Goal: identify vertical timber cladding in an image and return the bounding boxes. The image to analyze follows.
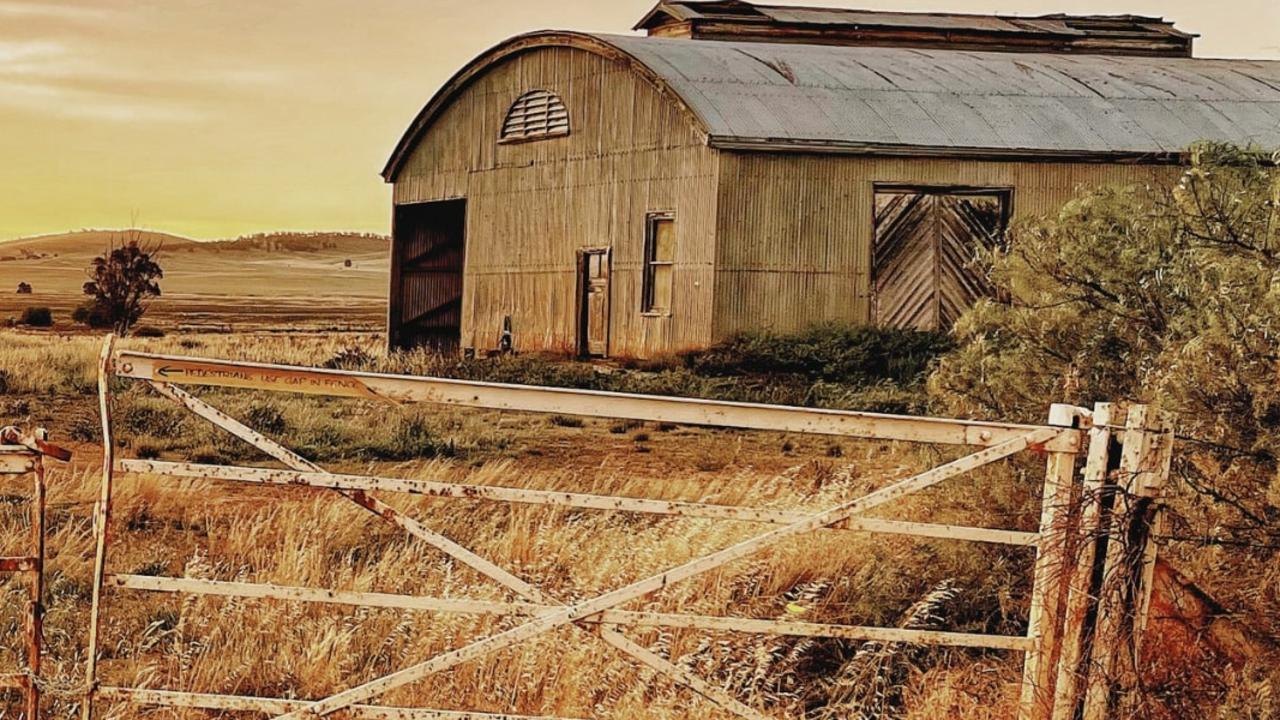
[871,187,1010,331]
[711,153,1176,340]
[390,200,466,351]
[391,43,719,358]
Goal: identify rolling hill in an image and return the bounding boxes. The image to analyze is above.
[0,229,389,298]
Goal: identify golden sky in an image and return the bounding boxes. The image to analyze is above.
[2,0,1277,241]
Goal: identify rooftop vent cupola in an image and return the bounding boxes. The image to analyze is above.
[634,0,1196,57]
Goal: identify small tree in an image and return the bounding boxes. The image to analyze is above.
[82,239,163,335]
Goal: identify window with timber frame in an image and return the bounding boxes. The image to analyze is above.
[642,213,675,314]
[500,90,569,143]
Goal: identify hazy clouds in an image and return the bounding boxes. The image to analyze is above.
[1,0,1276,240]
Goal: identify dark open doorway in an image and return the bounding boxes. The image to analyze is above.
[389,199,466,352]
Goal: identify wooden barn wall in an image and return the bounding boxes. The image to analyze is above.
[393,46,718,358]
[712,153,1177,339]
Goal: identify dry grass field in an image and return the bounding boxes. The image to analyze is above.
[0,328,1040,720]
[0,230,388,333]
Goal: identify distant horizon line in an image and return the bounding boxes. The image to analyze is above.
[0,226,392,245]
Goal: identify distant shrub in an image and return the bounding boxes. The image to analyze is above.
[16,281,31,294]
[132,325,165,338]
[384,323,948,414]
[549,415,584,428]
[67,411,102,442]
[609,420,643,434]
[3,396,29,416]
[188,445,229,465]
[324,345,375,370]
[19,306,53,327]
[72,302,113,329]
[244,402,288,435]
[120,402,187,439]
[368,413,454,460]
[132,439,164,460]
[685,323,953,387]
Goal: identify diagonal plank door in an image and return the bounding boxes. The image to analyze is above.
[873,189,1008,331]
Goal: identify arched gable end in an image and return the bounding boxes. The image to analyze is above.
[381,31,712,183]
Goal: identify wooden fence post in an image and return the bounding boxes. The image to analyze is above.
[1019,404,1085,720]
[26,455,45,720]
[81,335,117,720]
[1051,403,1116,720]
[1047,404,1172,720]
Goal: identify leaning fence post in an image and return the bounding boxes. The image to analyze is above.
[1132,412,1173,658]
[81,334,117,720]
[27,454,46,720]
[1079,405,1171,720]
[1051,403,1116,720]
[1018,403,1084,720]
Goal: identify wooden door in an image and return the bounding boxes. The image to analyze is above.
[872,189,1008,330]
[579,249,611,357]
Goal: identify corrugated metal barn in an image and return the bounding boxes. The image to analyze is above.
[383,0,1280,357]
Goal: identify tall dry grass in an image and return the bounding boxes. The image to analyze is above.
[53,452,1031,719]
[0,330,1036,718]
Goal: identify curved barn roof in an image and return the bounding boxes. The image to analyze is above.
[383,31,1280,180]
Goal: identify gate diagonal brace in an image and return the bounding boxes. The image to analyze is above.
[267,430,1055,720]
[143,381,771,719]
[147,380,549,602]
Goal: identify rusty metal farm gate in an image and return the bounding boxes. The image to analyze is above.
[1,427,70,718]
[67,337,1171,720]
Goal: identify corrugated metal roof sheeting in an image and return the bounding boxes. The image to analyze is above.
[597,34,1280,154]
[763,8,1033,33]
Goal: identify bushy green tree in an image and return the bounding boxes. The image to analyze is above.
[930,142,1280,546]
[931,146,1280,716]
[82,239,163,335]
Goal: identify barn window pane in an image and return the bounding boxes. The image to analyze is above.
[643,213,675,314]
[500,90,570,143]
[651,266,673,313]
[652,217,676,262]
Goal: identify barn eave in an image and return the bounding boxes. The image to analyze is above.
[706,136,1189,164]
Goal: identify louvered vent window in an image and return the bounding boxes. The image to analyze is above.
[500,90,570,143]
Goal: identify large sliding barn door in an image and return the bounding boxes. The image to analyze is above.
[872,188,1009,331]
[391,199,466,351]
